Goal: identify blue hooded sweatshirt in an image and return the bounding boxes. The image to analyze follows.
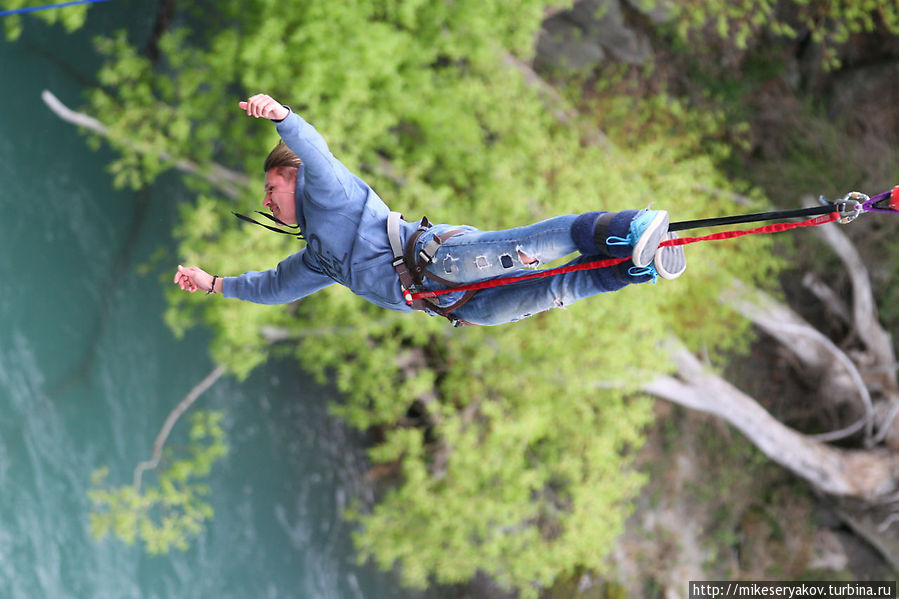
[223,110,419,312]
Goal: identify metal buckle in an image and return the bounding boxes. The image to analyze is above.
[836,191,867,224]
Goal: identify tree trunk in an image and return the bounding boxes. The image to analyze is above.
[645,343,899,500]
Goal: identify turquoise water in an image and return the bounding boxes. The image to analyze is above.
[0,4,432,598]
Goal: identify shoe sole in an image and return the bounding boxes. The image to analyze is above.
[655,232,686,280]
[631,211,669,268]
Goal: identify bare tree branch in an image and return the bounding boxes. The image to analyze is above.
[811,417,868,443]
[808,204,899,446]
[645,341,899,500]
[774,322,874,442]
[877,511,899,533]
[801,271,852,329]
[835,506,899,570]
[133,365,226,491]
[42,89,250,198]
[873,399,899,446]
[812,209,898,390]
[723,280,875,442]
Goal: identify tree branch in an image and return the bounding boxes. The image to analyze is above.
[644,341,899,500]
[873,399,899,446]
[41,89,250,198]
[722,279,876,442]
[775,322,874,442]
[812,210,897,390]
[808,204,899,446]
[835,506,899,570]
[133,365,226,491]
[801,271,852,329]
[877,511,899,533]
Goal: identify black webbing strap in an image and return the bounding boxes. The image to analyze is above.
[592,211,616,247]
[669,204,837,232]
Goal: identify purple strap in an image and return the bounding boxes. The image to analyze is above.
[861,189,896,214]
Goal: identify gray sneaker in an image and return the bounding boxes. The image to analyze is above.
[654,232,686,280]
[605,209,670,268]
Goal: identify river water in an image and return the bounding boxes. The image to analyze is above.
[0,3,433,598]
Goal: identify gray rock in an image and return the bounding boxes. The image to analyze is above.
[624,0,675,25]
[591,0,653,64]
[536,15,607,70]
[535,0,652,71]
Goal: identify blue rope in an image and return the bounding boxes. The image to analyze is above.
[0,0,110,18]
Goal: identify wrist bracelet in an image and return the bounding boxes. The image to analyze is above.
[207,275,218,295]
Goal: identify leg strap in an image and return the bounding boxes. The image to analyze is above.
[387,212,473,325]
[388,211,428,309]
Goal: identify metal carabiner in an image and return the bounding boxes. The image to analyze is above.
[835,191,868,224]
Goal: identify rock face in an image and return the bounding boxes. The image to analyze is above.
[536,0,652,70]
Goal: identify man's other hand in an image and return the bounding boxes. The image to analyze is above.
[174,265,213,293]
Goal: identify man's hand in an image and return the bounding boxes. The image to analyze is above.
[239,94,289,121]
[174,265,214,293]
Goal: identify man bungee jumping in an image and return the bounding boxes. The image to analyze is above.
[174,93,687,326]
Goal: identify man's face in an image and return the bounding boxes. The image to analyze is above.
[263,167,298,225]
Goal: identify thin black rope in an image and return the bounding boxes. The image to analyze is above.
[232,211,304,239]
[669,204,838,232]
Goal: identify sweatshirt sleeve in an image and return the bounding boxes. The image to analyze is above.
[222,249,334,305]
[274,110,354,209]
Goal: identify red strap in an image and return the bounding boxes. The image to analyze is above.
[659,211,840,246]
[412,255,630,300]
[408,212,840,302]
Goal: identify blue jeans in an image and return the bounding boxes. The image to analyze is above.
[415,215,651,326]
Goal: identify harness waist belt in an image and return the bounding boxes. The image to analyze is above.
[386,211,474,326]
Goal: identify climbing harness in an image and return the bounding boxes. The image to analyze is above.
[387,211,475,326]
[405,187,899,311]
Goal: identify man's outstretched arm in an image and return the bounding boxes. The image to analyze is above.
[239,93,355,209]
[174,250,335,305]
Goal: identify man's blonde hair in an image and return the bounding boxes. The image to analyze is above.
[264,140,302,172]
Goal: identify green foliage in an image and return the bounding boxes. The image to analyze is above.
[88,410,227,555]
[638,0,899,67]
[2,0,90,41]
[79,0,784,595]
[348,359,653,594]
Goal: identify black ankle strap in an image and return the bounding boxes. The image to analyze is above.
[592,212,617,256]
